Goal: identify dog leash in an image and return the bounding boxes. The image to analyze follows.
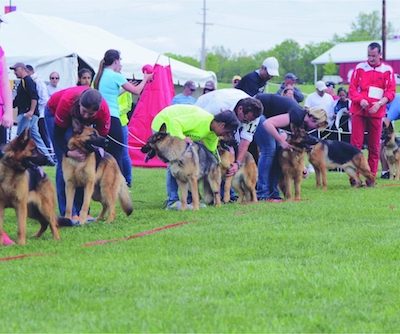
[106,135,142,150]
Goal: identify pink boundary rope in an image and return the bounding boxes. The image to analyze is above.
[83,221,191,247]
[0,221,191,262]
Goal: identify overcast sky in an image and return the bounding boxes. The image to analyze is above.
[2,0,399,59]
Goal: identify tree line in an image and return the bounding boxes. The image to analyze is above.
[166,11,397,84]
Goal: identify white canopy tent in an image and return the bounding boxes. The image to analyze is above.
[1,11,216,88]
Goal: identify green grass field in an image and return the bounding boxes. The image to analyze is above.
[1,166,400,332]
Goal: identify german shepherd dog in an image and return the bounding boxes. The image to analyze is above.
[308,140,375,190]
[141,129,221,210]
[381,122,400,180]
[63,120,133,224]
[0,129,60,245]
[278,125,318,201]
[219,144,257,204]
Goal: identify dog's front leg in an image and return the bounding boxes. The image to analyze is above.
[223,175,232,204]
[189,177,200,210]
[176,179,189,210]
[64,181,76,219]
[294,172,302,201]
[283,175,292,200]
[16,200,28,245]
[79,181,95,224]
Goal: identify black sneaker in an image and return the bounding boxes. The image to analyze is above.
[380,171,390,179]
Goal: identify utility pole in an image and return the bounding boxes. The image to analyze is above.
[198,0,212,69]
[382,0,386,60]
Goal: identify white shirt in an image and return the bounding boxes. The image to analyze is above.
[31,73,50,117]
[195,88,260,143]
[304,91,335,127]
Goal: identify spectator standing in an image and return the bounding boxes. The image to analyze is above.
[232,75,241,88]
[276,72,304,103]
[325,81,338,100]
[11,62,55,166]
[202,80,216,95]
[93,49,152,172]
[281,87,295,100]
[118,85,134,188]
[236,57,279,96]
[305,81,335,128]
[349,42,396,183]
[171,80,197,105]
[77,68,93,86]
[47,71,61,96]
[26,64,53,158]
[0,38,16,246]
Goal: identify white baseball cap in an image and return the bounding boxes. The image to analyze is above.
[262,57,279,76]
[316,80,327,91]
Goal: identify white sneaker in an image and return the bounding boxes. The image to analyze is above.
[165,201,193,210]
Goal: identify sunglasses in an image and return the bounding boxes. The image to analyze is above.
[50,77,59,80]
[190,88,196,92]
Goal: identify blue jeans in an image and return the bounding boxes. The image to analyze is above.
[253,116,281,199]
[17,114,53,160]
[121,125,132,185]
[45,107,83,216]
[166,167,180,206]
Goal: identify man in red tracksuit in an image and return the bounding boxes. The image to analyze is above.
[349,42,396,185]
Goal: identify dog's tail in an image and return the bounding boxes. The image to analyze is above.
[119,182,133,216]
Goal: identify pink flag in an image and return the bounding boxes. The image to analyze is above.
[128,64,175,167]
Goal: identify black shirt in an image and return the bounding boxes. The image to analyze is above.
[255,93,306,131]
[13,76,39,116]
[235,71,267,96]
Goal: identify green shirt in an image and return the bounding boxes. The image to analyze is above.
[151,104,218,152]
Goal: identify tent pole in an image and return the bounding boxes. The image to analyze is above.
[314,64,317,84]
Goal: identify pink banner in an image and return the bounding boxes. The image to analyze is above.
[128,64,175,167]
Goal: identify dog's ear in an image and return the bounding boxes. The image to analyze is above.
[159,123,167,133]
[72,118,84,134]
[13,128,31,149]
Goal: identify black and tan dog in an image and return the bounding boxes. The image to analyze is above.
[381,122,400,180]
[63,120,133,224]
[0,129,60,245]
[278,125,318,201]
[309,139,375,189]
[141,129,221,210]
[219,144,257,204]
